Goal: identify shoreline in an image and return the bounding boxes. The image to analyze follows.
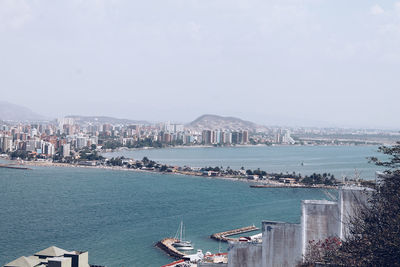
[11,160,340,189]
[105,143,380,154]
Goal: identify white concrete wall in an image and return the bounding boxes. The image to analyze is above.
[301,200,340,257]
[228,242,262,267]
[339,187,371,240]
[262,221,302,267]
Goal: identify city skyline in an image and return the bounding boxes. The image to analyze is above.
[1,0,400,129]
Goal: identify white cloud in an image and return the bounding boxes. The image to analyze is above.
[395,2,400,14]
[0,0,32,30]
[370,4,384,15]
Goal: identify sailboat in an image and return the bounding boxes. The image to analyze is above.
[173,221,194,250]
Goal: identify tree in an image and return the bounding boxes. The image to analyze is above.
[302,142,400,266]
[142,157,149,164]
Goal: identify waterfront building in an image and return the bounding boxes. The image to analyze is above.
[76,137,88,149]
[61,144,71,158]
[224,132,232,144]
[41,142,55,156]
[3,246,100,267]
[163,132,171,143]
[242,130,249,144]
[282,130,295,144]
[0,135,13,152]
[202,130,212,145]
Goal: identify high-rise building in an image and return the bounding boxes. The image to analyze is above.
[242,130,249,144]
[202,130,212,145]
[1,135,13,152]
[41,142,55,156]
[76,137,88,149]
[61,144,70,158]
[232,132,239,144]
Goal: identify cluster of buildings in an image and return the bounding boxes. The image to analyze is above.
[3,246,103,267]
[0,116,329,160]
[0,118,261,158]
[0,121,98,158]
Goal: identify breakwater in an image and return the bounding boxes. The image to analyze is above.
[250,184,337,189]
[0,164,31,170]
[210,225,259,242]
[155,238,186,259]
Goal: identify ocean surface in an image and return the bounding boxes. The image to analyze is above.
[0,146,384,267]
[104,145,383,179]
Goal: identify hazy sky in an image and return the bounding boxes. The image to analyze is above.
[0,0,399,128]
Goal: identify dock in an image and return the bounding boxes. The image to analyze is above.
[210,225,259,242]
[250,184,337,189]
[0,164,31,170]
[155,238,186,259]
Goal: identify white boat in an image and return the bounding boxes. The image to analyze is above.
[173,221,194,250]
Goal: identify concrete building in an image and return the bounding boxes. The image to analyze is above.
[242,130,249,144]
[227,187,370,267]
[301,200,340,257]
[4,246,94,267]
[202,130,212,145]
[262,222,302,267]
[48,257,72,267]
[228,242,262,267]
[61,144,71,158]
[1,135,13,152]
[4,256,42,267]
[338,187,371,240]
[41,142,55,156]
[76,137,88,149]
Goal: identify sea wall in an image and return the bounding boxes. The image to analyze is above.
[198,263,228,267]
[261,221,302,267]
[227,242,262,267]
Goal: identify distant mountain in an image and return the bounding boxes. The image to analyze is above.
[187,114,261,131]
[65,115,150,125]
[0,101,49,122]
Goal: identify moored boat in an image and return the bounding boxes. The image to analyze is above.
[173,221,193,250]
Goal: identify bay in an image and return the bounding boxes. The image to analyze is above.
[0,166,330,267]
[0,146,384,266]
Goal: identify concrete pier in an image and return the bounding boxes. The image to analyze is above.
[0,164,31,170]
[210,225,259,242]
[155,238,186,259]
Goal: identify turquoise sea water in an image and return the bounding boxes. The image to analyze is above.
[105,145,382,179]
[0,146,383,267]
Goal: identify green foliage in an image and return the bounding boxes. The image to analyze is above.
[107,157,123,166]
[9,150,30,160]
[78,148,104,161]
[301,173,337,185]
[102,140,122,149]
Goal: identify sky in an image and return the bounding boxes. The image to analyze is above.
[0,0,399,129]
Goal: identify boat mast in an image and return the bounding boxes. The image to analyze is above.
[180,221,183,242]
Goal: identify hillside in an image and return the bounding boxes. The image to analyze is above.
[187,114,260,131]
[0,101,49,122]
